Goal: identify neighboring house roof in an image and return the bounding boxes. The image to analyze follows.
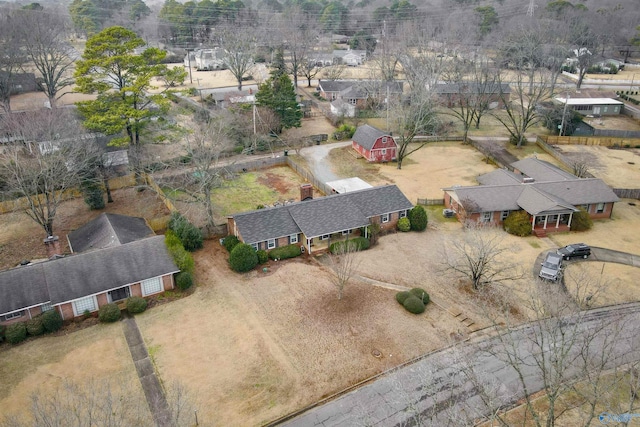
[476,169,522,185]
[511,158,576,181]
[433,83,510,95]
[352,124,392,151]
[67,213,154,253]
[0,235,177,315]
[231,185,413,243]
[318,80,403,95]
[445,158,619,214]
[45,236,177,305]
[555,97,623,106]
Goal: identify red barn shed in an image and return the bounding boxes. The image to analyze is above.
[352,124,397,163]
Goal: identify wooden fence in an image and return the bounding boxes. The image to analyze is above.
[285,156,331,196]
[0,173,136,215]
[417,198,444,206]
[541,135,640,147]
[614,189,640,199]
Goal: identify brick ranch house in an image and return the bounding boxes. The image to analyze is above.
[352,124,398,163]
[0,214,178,326]
[432,83,511,109]
[317,80,403,109]
[443,157,619,236]
[228,185,413,254]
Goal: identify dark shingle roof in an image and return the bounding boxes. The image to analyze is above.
[476,169,522,185]
[433,83,510,95]
[510,158,576,182]
[231,185,413,242]
[0,264,50,315]
[67,213,154,253]
[45,235,178,304]
[516,186,576,215]
[447,185,524,212]
[0,236,178,315]
[352,124,389,151]
[535,179,620,205]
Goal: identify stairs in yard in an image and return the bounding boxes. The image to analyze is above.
[533,228,547,238]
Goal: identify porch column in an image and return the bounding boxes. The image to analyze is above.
[307,238,312,254]
[567,213,573,228]
[531,215,536,231]
[555,215,561,228]
[543,215,548,229]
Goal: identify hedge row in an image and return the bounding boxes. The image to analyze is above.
[165,230,195,275]
[268,244,302,260]
[2,309,63,345]
[168,212,203,252]
[329,237,370,254]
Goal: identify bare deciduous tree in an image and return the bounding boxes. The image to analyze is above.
[442,224,523,291]
[0,109,98,237]
[0,7,25,113]
[216,25,256,91]
[326,240,362,300]
[16,8,75,109]
[322,65,346,81]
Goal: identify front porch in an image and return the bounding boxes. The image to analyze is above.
[531,212,574,237]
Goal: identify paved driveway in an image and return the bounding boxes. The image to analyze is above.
[298,141,352,184]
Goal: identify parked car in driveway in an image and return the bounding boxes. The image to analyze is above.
[539,252,563,281]
[557,243,591,260]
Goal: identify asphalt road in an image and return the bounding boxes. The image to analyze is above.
[279,302,640,426]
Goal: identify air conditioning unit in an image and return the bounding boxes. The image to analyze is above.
[443,209,456,218]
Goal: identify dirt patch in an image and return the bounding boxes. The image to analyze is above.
[0,187,170,270]
[257,171,297,196]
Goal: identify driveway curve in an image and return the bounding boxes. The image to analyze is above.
[533,246,640,279]
[298,141,352,185]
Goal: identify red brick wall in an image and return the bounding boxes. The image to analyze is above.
[29,305,43,318]
[96,293,108,307]
[162,274,174,291]
[588,202,615,219]
[131,283,142,297]
[58,303,74,320]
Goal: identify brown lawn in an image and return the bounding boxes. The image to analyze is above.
[0,322,149,423]
[0,187,170,270]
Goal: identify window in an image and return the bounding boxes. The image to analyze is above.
[72,296,96,316]
[603,106,608,113]
[41,302,53,312]
[581,204,589,212]
[482,212,492,222]
[108,286,130,303]
[399,210,407,218]
[267,239,276,249]
[341,229,352,236]
[251,243,258,251]
[2,311,24,321]
[381,148,387,155]
[382,137,387,143]
[141,277,163,296]
[381,213,390,223]
[320,234,330,241]
[349,98,357,105]
[500,211,510,221]
[596,202,605,213]
[289,234,298,244]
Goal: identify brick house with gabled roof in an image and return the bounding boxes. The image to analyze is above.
[0,215,178,326]
[443,157,619,236]
[352,124,397,162]
[228,185,413,254]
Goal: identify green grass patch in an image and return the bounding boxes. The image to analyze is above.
[528,241,541,249]
[423,204,459,224]
[210,173,277,215]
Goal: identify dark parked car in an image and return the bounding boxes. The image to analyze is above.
[557,243,591,260]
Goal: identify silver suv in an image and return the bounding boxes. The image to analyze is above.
[539,252,563,281]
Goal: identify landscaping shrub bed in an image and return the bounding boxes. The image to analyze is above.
[268,244,302,260]
[395,287,430,314]
[329,237,370,254]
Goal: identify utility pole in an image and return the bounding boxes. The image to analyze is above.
[185,48,194,84]
[559,92,570,136]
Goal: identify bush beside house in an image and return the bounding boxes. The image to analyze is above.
[176,271,194,290]
[229,243,259,272]
[126,296,148,314]
[571,208,593,231]
[504,211,532,236]
[168,212,203,252]
[268,244,302,260]
[223,235,240,253]
[5,323,27,344]
[42,310,63,333]
[98,303,121,323]
[397,217,411,232]
[409,206,428,231]
[329,237,370,254]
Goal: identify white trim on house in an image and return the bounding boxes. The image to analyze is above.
[289,234,299,244]
[0,301,53,319]
[55,272,178,307]
[72,295,98,316]
[141,277,163,297]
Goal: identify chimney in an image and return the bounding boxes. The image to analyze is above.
[300,184,313,201]
[44,235,62,258]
